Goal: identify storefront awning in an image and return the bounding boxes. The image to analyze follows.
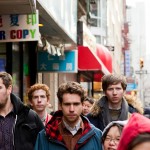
[96,44,112,73]
[78,46,111,75]
[37,1,77,45]
[0,0,36,14]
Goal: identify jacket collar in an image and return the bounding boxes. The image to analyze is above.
[45,110,93,145]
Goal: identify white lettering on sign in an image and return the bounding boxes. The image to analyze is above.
[66,63,72,70]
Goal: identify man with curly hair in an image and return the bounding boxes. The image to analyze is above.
[34,81,103,150]
[27,83,52,126]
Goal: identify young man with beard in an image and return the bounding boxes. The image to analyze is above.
[34,81,102,150]
[0,72,44,150]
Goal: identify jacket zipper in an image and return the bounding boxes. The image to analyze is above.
[13,115,17,150]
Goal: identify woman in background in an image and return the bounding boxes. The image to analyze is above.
[82,97,95,116]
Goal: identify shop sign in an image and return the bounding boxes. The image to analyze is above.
[125,50,130,77]
[37,50,78,73]
[0,10,39,42]
[126,83,137,91]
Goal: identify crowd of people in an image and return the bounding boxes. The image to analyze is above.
[0,71,150,150]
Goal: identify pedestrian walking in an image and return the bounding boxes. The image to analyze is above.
[0,72,44,150]
[34,81,103,150]
[87,74,143,131]
[27,83,52,126]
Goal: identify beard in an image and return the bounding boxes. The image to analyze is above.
[0,97,9,109]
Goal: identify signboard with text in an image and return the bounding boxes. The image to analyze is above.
[125,50,130,76]
[0,10,39,42]
[126,83,137,91]
[37,50,78,73]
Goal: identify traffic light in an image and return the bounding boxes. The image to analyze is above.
[140,58,144,69]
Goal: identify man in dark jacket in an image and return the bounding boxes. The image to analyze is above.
[0,72,44,150]
[87,74,143,131]
[34,81,102,150]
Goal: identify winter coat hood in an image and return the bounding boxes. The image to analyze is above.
[117,113,150,150]
[90,95,143,117]
[102,120,128,137]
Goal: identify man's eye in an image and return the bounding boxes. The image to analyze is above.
[64,103,70,106]
[116,88,121,90]
[41,95,46,98]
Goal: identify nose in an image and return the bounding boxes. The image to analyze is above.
[37,97,42,102]
[109,139,116,146]
[69,104,74,112]
[112,89,117,94]
[83,105,87,109]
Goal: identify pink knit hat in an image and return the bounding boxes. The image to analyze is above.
[117,113,150,150]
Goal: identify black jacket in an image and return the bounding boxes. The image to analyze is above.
[10,93,44,150]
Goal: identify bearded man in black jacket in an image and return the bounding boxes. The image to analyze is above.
[0,72,44,150]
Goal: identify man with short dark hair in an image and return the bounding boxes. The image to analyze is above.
[34,81,103,150]
[0,72,44,150]
[87,74,143,131]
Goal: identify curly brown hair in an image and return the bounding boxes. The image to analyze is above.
[27,83,50,101]
[57,81,86,104]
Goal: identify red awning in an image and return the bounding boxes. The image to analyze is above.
[78,46,102,71]
[78,46,111,75]
[96,44,112,73]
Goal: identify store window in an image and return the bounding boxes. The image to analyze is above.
[78,72,93,97]
[12,43,20,97]
[0,43,6,71]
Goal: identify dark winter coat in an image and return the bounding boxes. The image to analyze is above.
[87,95,143,131]
[11,93,44,150]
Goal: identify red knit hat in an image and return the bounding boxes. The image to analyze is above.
[117,113,150,150]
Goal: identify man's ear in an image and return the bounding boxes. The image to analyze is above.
[8,85,12,93]
[28,100,33,106]
[123,90,126,95]
[47,97,50,104]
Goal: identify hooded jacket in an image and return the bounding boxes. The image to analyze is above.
[87,95,143,131]
[117,113,150,150]
[102,120,128,137]
[102,120,128,150]
[10,93,44,150]
[34,110,103,150]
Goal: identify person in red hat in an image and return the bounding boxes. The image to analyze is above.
[117,113,150,150]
